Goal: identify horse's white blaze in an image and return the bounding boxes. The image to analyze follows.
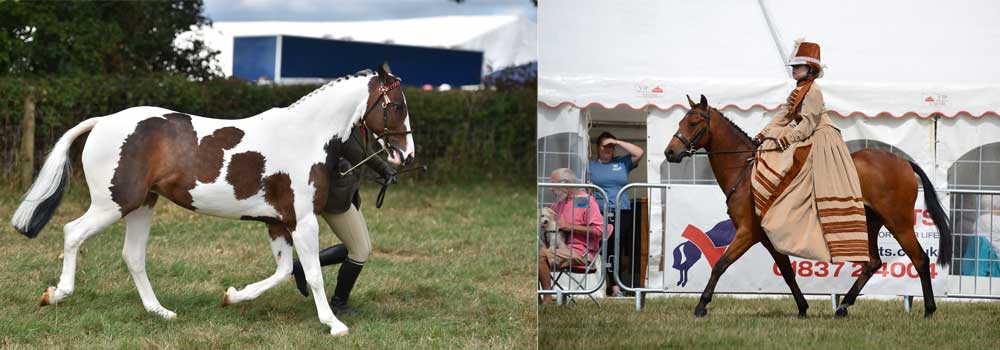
[386,93,415,166]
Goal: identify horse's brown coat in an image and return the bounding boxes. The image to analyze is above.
[261,172,296,230]
[110,113,244,213]
[308,163,329,214]
[227,151,266,200]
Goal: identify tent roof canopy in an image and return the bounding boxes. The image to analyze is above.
[539,0,1000,118]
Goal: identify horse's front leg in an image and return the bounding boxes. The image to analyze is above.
[694,228,758,317]
[760,238,809,317]
[221,224,295,306]
[291,214,349,336]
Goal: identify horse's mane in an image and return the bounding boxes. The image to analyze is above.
[288,69,374,109]
[710,107,754,144]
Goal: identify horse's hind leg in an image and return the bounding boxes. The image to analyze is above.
[694,228,758,317]
[40,205,120,306]
[835,207,883,318]
[222,224,295,306]
[886,218,937,318]
[121,194,176,319]
[761,238,809,317]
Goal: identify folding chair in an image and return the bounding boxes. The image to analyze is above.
[548,223,611,306]
[551,249,605,306]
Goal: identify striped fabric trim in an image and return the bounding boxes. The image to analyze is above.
[758,158,782,179]
[821,221,868,234]
[818,207,866,217]
[816,196,864,203]
[757,145,812,217]
[754,172,778,193]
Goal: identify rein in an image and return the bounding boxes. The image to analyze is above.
[671,107,783,202]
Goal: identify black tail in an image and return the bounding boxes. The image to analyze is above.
[910,161,952,266]
[13,163,70,238]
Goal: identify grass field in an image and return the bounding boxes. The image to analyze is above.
[0,182,535,349]
[540,296,1000,349]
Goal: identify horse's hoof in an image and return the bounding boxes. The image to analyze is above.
[924,311,934,319]
[39,286,56,307]
[694,308,708,318]
[152,307,177,320]
[221,287,236,307]
[834,307,848,318]
[329,323,350,337]
[797,312,808,319]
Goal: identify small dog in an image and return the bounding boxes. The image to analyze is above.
[539,207,567,250]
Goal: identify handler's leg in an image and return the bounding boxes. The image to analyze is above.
[320,205,371,315]
[291,244,348,297]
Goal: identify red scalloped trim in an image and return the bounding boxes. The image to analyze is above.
[825,110,1000,119]
[537,101,783,112]
[537,100,1000,119]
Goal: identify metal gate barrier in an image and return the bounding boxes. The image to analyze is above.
[609,184,1000,310]
[943,189,1000,300]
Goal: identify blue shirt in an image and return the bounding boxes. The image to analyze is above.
[588,155,636,211]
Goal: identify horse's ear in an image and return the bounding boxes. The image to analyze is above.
[699,94,708,108]
[687,94,697,108]
[378,61,392,82]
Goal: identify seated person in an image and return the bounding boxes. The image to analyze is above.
[539,168,606,304]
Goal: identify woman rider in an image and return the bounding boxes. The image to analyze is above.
[751,40,869,263]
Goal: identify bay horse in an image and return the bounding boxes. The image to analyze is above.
[664,95,952,319]
[10,63,414,336]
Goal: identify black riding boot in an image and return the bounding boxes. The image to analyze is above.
[291,244,348,297]
[330,260,364,316]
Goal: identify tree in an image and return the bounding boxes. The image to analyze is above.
[0,1,220,80]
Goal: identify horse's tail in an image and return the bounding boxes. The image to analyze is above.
[909,161,952,267]
[11,117,101,238]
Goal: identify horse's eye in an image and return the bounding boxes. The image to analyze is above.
[688,121,698,127]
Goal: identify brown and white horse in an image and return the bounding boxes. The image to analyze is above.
[664,95,951,319]
[11,63,414,336]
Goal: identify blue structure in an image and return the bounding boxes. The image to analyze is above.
[233,35,484,86]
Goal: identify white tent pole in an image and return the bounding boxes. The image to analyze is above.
[757,0,791,79]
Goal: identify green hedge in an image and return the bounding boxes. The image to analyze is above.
[0,75,534,186]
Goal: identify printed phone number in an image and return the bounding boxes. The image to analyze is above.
[772,261,938,279]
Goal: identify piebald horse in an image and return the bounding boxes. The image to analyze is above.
[664,95,951,319]
[11,63,414,336]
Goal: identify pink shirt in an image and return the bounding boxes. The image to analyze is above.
[551,190,607,261]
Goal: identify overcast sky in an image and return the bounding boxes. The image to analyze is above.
[204,0,537,22]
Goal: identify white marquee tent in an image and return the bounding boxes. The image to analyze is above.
[538,0,1000,298]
